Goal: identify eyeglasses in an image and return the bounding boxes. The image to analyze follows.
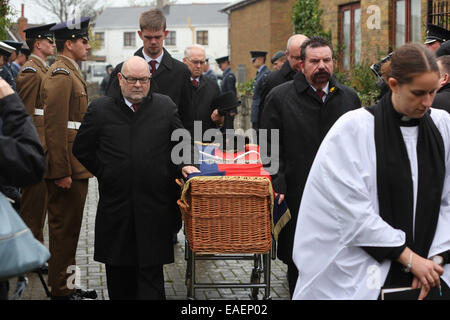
[120,73,151,84]
[187,58,206,65]
[289,55,302,61]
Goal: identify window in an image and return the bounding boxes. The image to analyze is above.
[340,3,361,69]
[196,30,208,46]
[394,0,422,47]
[94,32,104,48]
[165,31,176,46]
[428,0,450,30]
[123,32,135,47]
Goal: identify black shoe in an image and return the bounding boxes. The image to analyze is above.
[75,288,98,300]
[51,294,85,300]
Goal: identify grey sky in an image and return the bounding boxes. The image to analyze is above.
[8,0,231,24]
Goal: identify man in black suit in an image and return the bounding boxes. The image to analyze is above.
[106,8,193,244]
[257,34,308,127]
[183,44,223,140]
[73,56,199,300]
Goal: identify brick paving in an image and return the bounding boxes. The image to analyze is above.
[8,178,290,300]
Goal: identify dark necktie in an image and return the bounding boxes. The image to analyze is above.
[132,103,140,112]
[316,89,325,101]
[192,79,199,87]
[149,60,157,75]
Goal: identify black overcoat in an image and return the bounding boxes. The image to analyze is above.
[73,93,196,266]
[432,83,450,114]
[191,75,221,137]
[260,71,361,263]
[257,60,296,126]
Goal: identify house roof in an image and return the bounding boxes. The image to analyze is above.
[95,3,229,29]
[219,0,260,13]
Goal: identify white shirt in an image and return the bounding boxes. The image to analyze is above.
[123,97,137,112]
[141,49,164,71]
[310,82,330,102]
[292,107,450,300]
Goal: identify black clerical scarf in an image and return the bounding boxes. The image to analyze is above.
[367,92,445,261]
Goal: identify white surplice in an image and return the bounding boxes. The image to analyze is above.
[292,107,450,300]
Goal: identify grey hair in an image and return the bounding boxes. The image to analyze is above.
[184,44,206,58]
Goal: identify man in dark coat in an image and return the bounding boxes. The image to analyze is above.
[257,34,309,127]
[433,55,450,113]
[183,44,222,139]
[250,50,270,133]
[260,37,361,298]
[216,56,237,129]
[106,9,193,244]
[73,56,199,300]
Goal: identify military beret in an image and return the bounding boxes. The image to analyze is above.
[24,23,56,42]
[425,23,450,44]
[50,17,90,41]
[271,51,286,64]
[0,41,15,57]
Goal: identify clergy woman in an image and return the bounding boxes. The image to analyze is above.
[292,43,450,300]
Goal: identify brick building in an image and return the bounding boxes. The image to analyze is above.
[320,0,430,70]
[222,0,450,80]
[220,0,296,83]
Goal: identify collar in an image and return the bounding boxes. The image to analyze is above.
[190,76,200,82]
[30,54,47,67]
[437,82,450,93]
[57,54,80,72]
[310,82,330,95]
[293,71,340,95]
[257,64,266,74]
[12,61,20,68]
[142,48,164,66]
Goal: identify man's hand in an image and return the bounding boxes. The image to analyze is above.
[211,109,224,127]
[54,176,72,189]
[0,77,14,99]
[181,166,200,178]
[275,193,285,205]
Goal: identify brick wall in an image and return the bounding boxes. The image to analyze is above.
[320,0,429,67]
[228,0,296,82]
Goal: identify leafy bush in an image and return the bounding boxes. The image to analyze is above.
[334,60,380,107]
[292,0,331,40]
[237,79,254,97]
[0,0,13,39]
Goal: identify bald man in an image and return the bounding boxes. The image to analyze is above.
[257,34,309,127]
[73,56,199,300]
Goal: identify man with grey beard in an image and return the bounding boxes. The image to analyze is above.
[260,37,361,298]
[73,56,199,300]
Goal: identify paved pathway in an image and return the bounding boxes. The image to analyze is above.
[9,178,289,300]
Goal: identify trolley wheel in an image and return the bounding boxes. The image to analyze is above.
[250,268,260,300]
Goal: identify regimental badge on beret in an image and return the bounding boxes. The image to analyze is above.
[22,66,37,73]
[52,68,70,75]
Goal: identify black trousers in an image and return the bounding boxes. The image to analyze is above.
[105,264,166,300]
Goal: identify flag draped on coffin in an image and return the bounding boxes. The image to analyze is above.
[186,142,291,241]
